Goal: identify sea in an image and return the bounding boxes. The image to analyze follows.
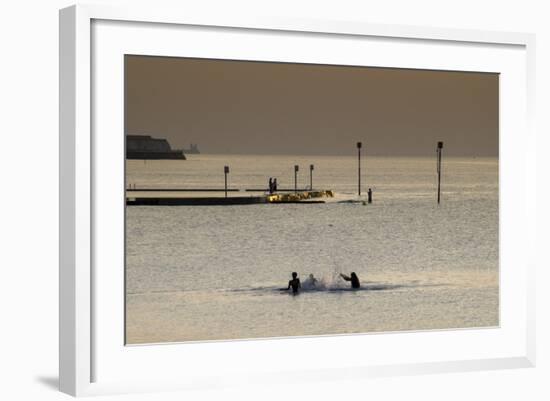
[125,154,499,344]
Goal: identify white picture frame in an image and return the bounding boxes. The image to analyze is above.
[59,4,536,397]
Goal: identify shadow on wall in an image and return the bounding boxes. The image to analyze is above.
[35,376,58,391]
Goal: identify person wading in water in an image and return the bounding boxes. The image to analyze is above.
[282,272,301,295]
[340,272,360,289]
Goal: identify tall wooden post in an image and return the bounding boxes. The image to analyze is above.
[357,142,362,196]
[224,165,229,198]
[294,165,299,193]
[437,142,443,204]
[309,164,314,191]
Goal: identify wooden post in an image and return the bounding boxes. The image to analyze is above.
[310,164,314,191]
[294,165,299,193]
[224,165,229,198]
[437,141,443,204]
[357,142,362,196]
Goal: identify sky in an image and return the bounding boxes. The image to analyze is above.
[125,55,498,157]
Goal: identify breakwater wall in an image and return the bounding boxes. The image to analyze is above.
[127,190,334,206]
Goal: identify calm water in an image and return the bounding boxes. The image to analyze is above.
[126,155,498,344]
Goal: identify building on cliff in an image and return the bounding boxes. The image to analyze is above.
[126,135,186,160]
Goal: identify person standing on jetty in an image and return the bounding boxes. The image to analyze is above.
[268,177,274,194]
[283,272,301,295]
[273,178,278,193]
[340,272,360,289]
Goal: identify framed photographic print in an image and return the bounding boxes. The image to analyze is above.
[59,4,536,397]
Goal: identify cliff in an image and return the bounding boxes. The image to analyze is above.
[126,135,186,160]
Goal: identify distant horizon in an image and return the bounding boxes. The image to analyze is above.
[126,133,498,158]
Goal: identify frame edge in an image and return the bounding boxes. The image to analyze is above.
[59,4,92,397]
[525,33,537,368]
[59,5,77,396]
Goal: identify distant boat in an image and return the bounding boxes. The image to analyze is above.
[182,143,200,154]
[126,135,186,160]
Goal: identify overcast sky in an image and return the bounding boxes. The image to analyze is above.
[125,55,498,157]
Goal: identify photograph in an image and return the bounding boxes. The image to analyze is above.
[124,55,499,344]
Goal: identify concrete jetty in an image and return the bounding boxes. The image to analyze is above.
[126,196,267,206]
[126,190,334,206]
[245,188,310,192]
[126,188,240,192]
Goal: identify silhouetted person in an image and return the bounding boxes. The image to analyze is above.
[340,272,360,288]
[285,272,301,294]
[367,188,372,204]
[268,177,273,194]
[304,273,318,288]
[273,178,278,192]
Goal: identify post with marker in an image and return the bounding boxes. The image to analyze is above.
[357,141,362,196]
[437,141,443,204]
[309,164,314,191]
[224,165,230,198]
[294,165,299,193]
